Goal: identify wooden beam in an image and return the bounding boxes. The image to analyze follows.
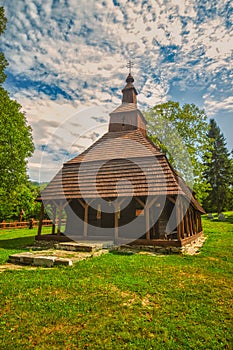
[179,231,203,246]
[37,202,44,236]
[147,196,158,209]
[135,197,145,208]
[77,198,86,208]
[167,195,176,204]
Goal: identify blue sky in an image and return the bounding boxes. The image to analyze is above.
[0,0,232,182]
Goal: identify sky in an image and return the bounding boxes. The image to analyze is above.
[0,0,232,182]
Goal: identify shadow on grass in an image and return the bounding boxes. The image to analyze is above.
[203,215,233,225]
[109,250,135,256]
[0,236,35,250]
[224,216,233,224]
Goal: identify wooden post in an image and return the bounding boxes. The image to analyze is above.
[191,210,196,235]
[184,210,191,237]
[37,202,44,236]
[145,197,158,241]
[113,199,125,242]
[189,209,194,236]
[198,213,202,233]
[57,203,63,235]
[135,196,159,241]
[77,199,90,238]
[114,208,119,241]
[180,204,185,239]
[180,202,185,238]
[145,206,150,240]
[84,204,88,238]
[52,205,56,235]
[176,203,181,241]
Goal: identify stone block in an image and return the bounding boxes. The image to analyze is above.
[8,253,34,265]
[54,258,73,266]
[170,247,182,254]
[33,256,57,267]
[56,242,95,252]
[218,213,225,221]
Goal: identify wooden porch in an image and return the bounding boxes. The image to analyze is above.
[35,195,203,247]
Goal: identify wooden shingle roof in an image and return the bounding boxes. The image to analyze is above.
[38,129,205,213]
[66,130,160,164]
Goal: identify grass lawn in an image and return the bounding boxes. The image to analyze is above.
[0,214,232,349]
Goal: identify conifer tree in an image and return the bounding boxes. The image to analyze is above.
[203,119,232,214]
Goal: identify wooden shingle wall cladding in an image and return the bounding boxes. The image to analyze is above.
[109,106,146,136]
[108,112,138,133]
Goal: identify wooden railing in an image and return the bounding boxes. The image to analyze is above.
[0,219,54,230]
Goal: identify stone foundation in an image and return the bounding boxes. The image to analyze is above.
[112,235,206,255]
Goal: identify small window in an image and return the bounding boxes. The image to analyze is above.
[136,209,144,216]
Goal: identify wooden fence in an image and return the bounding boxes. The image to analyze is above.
[0,219,53,230]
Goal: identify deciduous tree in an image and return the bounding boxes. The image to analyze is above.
[0,7,34,220]
[145,101,212,203]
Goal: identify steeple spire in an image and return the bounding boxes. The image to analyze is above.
[122,69,138,104]
[109,67,146,135]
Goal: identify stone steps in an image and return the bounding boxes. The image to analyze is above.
[54,241,114,252]
[9,252,72,267]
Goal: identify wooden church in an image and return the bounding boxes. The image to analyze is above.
[36,71,205,247]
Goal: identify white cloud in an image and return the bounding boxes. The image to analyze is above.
[204,95,233,116]
[1,0,232,180]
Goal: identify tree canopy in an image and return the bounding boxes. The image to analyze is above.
[203,119,232,214]
[145,101,212,203]
[0,7,34,220]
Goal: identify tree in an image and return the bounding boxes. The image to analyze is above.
[145,101,212,203]
[0,7,8,84]
[0,7,34,220]
[203,119,232,214]
[0,183,41,221]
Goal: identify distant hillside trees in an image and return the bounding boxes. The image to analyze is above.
[203,119,233,214]
[0,7,35,221]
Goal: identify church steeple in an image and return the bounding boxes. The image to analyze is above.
[108,67,146,136]
[122,73,138,104]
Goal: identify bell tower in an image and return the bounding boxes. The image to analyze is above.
[108,63,146,135]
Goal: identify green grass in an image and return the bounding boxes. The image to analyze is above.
[0,227,51,265]
[0,214,232,349]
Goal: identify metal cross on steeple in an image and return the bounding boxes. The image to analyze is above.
[127,60,134,74]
